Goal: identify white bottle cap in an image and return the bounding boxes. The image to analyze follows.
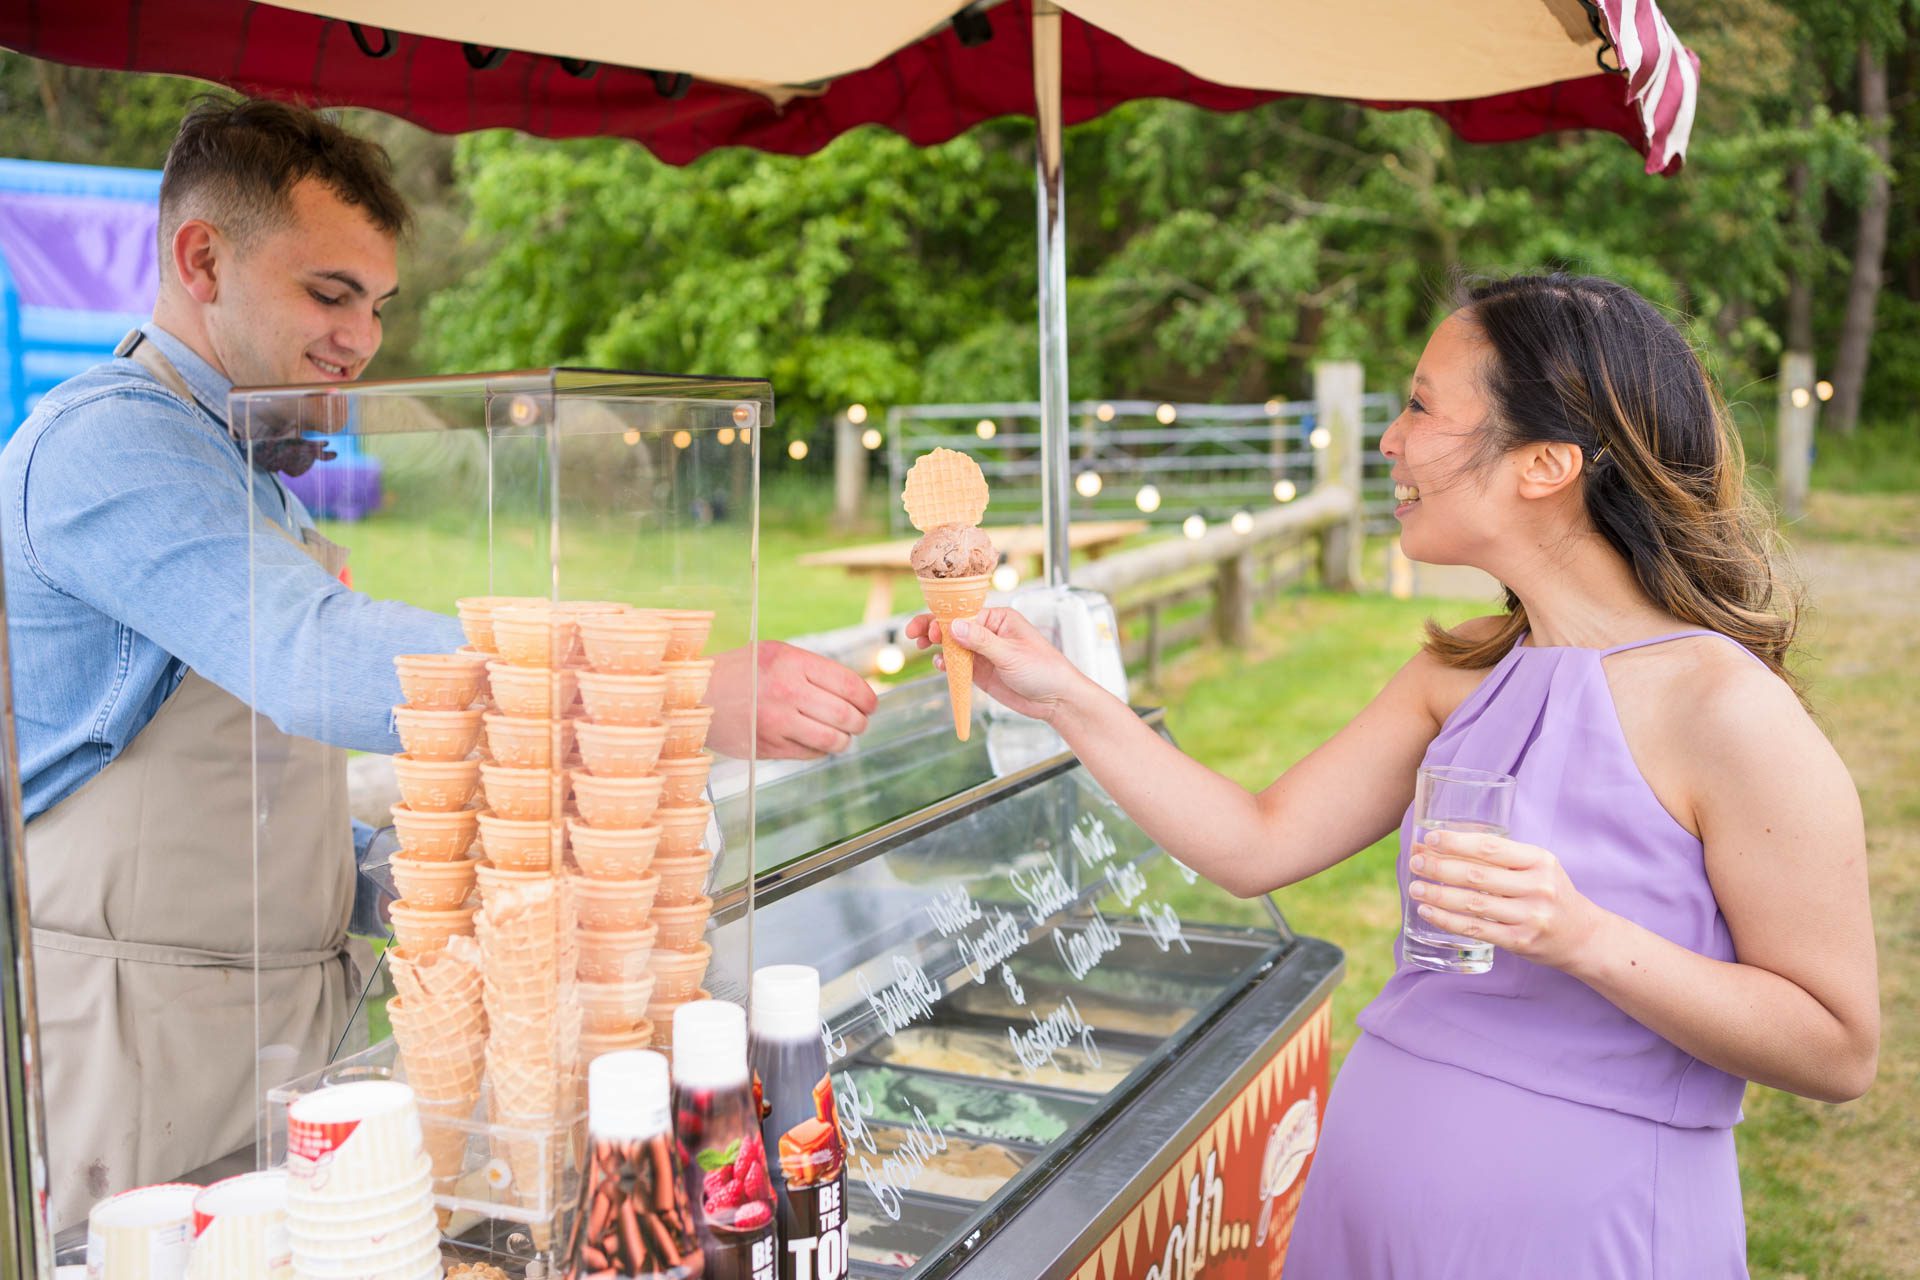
[588,1050,672,1140]
[672,999,748,1089]
[751,965,823,1042]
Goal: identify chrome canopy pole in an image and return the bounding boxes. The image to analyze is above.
[0,551,53,1278]
[1033,0,1072,587]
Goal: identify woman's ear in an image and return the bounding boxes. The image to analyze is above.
[1514,440,1585,501]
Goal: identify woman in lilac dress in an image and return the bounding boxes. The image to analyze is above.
[908,273,1879,1277]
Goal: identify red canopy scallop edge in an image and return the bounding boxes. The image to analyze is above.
[0,0,1695,173]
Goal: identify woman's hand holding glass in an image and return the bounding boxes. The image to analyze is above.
[1409,830,1605,972]
[903,607,1093,725]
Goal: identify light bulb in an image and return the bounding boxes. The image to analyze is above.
[732,404,754,426]
[1273,479,1298,503]
[861,428,883,451]
[788,439,810,460]
[671,430,693,449]
[1183,514,1207,540]
[992,564,1020,592]
[1231,510,1253,535]
[622,428,641,447]
[1155,403,1177,425]
[1815,380,1834,402]
[740,428,752,445]
[507,395,541,426]
[976,418,997,440]
[847,403,868,425]
[1264,399,1282,416]
[1096,403,1116,423]
[875,644,905,675]
[1790,388,1811,409]
[1075,471,1104,498]
[1309,426,1332,449]
[717,427,736,446]
[1135,484,1161,514]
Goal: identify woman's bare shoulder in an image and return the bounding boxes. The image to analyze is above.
[1645,636,1848,829]
[1405,613,1512,727]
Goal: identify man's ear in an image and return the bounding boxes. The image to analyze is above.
[1514,440,1585,500]
[171,220,222,304]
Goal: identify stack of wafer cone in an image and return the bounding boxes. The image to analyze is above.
[903,448,993,740]
[388,936,485,1199]
[475,875,579,1210]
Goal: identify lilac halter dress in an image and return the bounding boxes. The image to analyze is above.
[1285,632,1756,1279]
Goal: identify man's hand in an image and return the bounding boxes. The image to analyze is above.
[708,640,878,759]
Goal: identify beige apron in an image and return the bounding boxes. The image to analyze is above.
[27,334,360,1229]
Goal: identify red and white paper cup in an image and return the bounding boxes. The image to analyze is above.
[288,1215,442,1277]
[86,1184,198,1280]
[285,1081,427,1199]
[187,1171,290,1280]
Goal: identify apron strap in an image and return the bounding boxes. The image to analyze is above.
[32,927,343,971]
[118,329,203,409]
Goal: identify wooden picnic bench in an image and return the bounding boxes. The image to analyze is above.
[798,520,1148,623]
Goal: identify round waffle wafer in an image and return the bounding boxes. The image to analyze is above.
[903,448,989,532]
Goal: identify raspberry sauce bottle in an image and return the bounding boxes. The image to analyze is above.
[565,1050,702,1279]
[749,966,849,1280]
[673,1000,778,1280]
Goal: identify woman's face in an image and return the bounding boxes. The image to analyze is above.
[1378,311,1514,566]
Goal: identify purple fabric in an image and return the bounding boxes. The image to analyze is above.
[1288,631,1760,1276]
[280,459,383,522]
[0,192,158,312]
[1285,1035,1747,1278]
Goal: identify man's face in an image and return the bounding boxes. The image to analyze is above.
[203,177,398,389]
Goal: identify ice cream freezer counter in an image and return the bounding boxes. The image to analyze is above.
[714,700,1344,1279]
[47,699,1341,1278]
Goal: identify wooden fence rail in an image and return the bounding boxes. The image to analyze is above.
[792,360,1368,679]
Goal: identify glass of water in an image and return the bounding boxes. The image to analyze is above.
[1402,764,1516,974]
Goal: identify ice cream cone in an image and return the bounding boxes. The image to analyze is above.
[388,935,483,1012]
[387,996,485,1105]
[414,1094,476,1191]
[919,573,990,740]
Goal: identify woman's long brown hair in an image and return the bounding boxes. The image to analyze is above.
[1422,274,1801,695]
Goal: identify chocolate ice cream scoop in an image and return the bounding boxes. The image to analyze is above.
[910,523,996,578]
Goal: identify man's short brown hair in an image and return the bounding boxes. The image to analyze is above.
[159,96,411,251]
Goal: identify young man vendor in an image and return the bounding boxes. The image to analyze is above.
[1,97,877,1228]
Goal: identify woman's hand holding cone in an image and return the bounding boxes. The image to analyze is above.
[905,607,1091,725]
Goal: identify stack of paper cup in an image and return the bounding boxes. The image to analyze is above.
[87,1183,198,1280]
[283,1082,443,1279]
[188,1171,291,1279]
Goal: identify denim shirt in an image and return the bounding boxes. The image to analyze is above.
[1,322,465,823]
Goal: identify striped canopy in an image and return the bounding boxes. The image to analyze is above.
[2,0,1698,173]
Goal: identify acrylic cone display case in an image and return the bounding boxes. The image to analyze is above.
[236,369,764,1271]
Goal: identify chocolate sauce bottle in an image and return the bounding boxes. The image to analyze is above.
[566,1050,703,1279]
[673,1000,778,1280]
[749,966,849,1280]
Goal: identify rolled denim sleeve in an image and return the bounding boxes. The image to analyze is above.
[17,389,464,752]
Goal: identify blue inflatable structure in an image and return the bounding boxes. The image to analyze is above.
[0,157,380,518]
